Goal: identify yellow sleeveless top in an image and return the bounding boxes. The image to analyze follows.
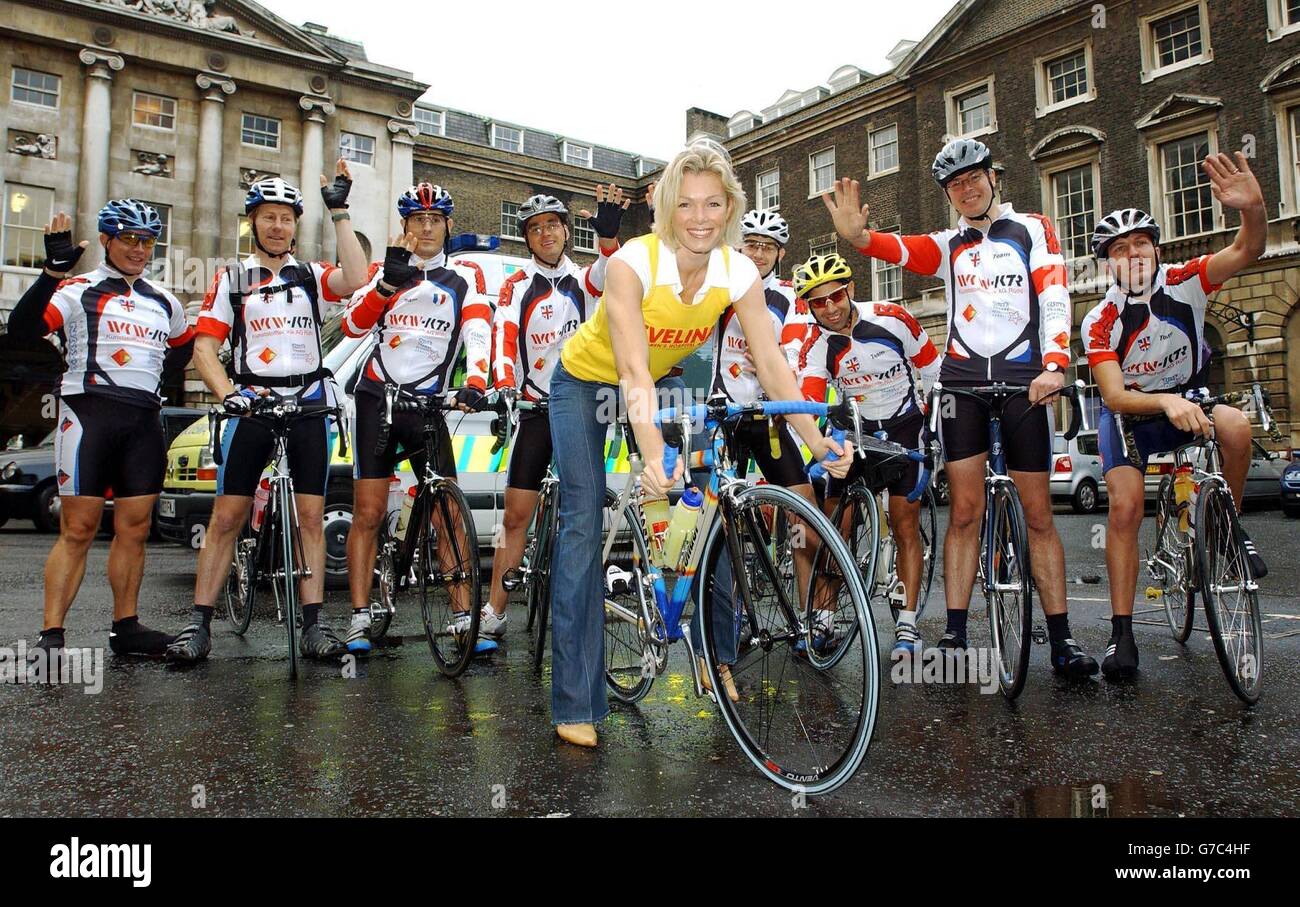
[561,234,734,384]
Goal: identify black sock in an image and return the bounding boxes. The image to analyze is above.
[192,605,214,630]
[945,609,968,639]
[1046,612,1071,644]
[1110,614,1133,638]
[302,604,321,630]
[352,606,367,616]
[37,627,65,648]
[111,616,139,634]
[110,616,173,655]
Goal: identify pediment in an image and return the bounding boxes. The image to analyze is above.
[1135,93,1223,130]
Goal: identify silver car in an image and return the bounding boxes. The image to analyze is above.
[1145,438,1288,502]
[1050,430,1107,514]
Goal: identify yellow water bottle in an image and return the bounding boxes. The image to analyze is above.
[664,487,704,570]
[1173,465,1193,533]
[641,489,671,568]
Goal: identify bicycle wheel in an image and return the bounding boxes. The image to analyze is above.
[702,483,878,796]
[810,486,877,670]
[1150,475,1195,643]
[524,482,556,636]
[603,488,659,703]
[370,516,397,641]
[528,488,557,675]
[418,482,482,677]
[984,482,1032,699]
[224,519,261,635]
[883,490,938,623]
[276,495,300,680]
[1195,483,1263,704]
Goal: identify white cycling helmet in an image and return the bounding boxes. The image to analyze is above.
[1091,208,1161,259]
[931,139,993,187]
[244,177,304,216]
[740,210,790,246]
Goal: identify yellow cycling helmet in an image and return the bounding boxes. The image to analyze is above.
[792,253,853,298]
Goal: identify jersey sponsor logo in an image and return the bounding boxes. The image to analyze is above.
[60,417,74,433]
[957,272,1024,292]
[963,304,977,322]
[246,315,315,332]
[534,357,546,370]
[389,335,402,349]
[57,469,70,486]
[1138,336,1151,351]
[647,325,712,347]
[845,357,861,371]
[103,319,170,344]
[970,252,980,267]
[1124,345,1188,374]
[110,348,131,367]
[725,335,747,350]
[258,347,277,365]
[1053,331,1069,350]
[541,304,554,319]
[118,297,135,312]
[728,362,742,379]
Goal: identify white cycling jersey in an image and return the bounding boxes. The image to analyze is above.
[341,250,492,396]
[856,203,1071,384]
[44,262,193,408]
[491,249,611,400]
[798,301,940,421]
[710,272,807,403]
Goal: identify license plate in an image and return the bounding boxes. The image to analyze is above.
[159,498,175,518]
[1145,465,1162,475]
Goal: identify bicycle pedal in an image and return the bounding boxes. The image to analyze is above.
[1030,625,1048,645]
[1145,586,1162,600]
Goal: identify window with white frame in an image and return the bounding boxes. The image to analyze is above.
[1288,105,1300,211]
[1036,44,1095,116]
[572,215,596,252]
[868,124,899,177]
[1141,1,1212,81]
[2,183,54,268]
[1157,131,1214,238]
[340,132,375,165]
[563,141,592,168]
[1267,0,1300,40]
[11,67,59,109]
[132,92,176,130]
[871,230,901,301]
[414,106,444,136]
[241,113,280,150]
[809,148,836,196]
[946,78,997,138]
[491,124,522,152]
[143,202,171,284]
[500,202,522,240]
[1046,163,1098,261]
[809,232,837,259]
[756,169,780,211]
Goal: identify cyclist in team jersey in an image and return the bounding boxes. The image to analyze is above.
[341,182,493,654]
[792,253,940,658]
[482,185,628,641]
[166,160,368,663]
[1081,151,1267,681]
[8,202,193,660]
[822,138,1098,677]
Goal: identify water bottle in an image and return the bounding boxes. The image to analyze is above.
[395,484,417,541]
[875,494,893,586]
[386,476,404,535]
[251,478,271,532]
[1174,465,1194,533]
[641,488,671,568]
[663,486,704,570]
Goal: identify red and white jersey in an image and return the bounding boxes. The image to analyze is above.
[492,249,611,400]
[1081,256,1218,393]
[711,272,805,403]
[42,262,193,407]
[342,251,492,396]
[856,204,1071,384]
[197,255,344,395]
[798,302,940,421]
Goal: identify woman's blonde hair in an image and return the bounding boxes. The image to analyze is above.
[652,140,746,250]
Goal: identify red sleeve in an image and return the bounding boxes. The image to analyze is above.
[315,262,344,303]
[168,326,196,347]
[1165,255,1220,295]
[857,231,943,277]
[453,259,488,295]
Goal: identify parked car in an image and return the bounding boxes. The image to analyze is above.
[1050,430,1107,514]
[1280,456,1300,517]
[1145,438,1287,503]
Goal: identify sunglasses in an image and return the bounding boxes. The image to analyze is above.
[114,233,157,250]
[806,286,850,309]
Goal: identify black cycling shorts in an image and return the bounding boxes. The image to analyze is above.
[217,409,330,497]
[505,411,552,492]
[825,408,924,499]
[730,418,810,488]
[54,394,165,498]
[351,390,457,482]
[938,383,1052,473]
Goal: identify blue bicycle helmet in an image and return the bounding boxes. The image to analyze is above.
[397,182,454,218]
[244,177,304,216]
[97,199,163,238]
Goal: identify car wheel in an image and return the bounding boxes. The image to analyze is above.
[1072,479,1099,514]
[33,483,60,533]
[323,484,353,590]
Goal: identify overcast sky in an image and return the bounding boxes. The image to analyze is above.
[259,0,957,160]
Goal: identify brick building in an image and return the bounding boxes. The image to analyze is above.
[702,0,1300,451]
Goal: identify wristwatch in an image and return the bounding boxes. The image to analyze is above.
[1045,362,1061,373]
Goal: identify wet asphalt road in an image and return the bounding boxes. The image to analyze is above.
[1,507,1297,817]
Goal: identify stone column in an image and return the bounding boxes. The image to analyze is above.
[298,95,335,263]
[192,73,236,270]
[76,48,123,268]
[387,120,419,237]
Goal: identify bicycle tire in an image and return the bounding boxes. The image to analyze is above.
[882,489,938,623]
[418,481,482,677]
[985,482,1032,699]
[370,517,397,641]
[1151,475,1195,643]
[603,487,657,704]
[276,493,300,680]
[528,488,557,675]
[524,482,555,635]
[224,519,260,635]
[702,483,878,796]
[1195,483,1263,704]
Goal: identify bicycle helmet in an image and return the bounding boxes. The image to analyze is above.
[244,177,304,217]
[1091,208,1160,259]
[516,194,568,232]
[397,182,454,219]
[793,253,853,298]
[931,138,993,187]
[97,199,162,238]
[740,210,790,246]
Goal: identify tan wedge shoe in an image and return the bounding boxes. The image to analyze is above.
[556,722,598,747]
[699,658,740,702]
